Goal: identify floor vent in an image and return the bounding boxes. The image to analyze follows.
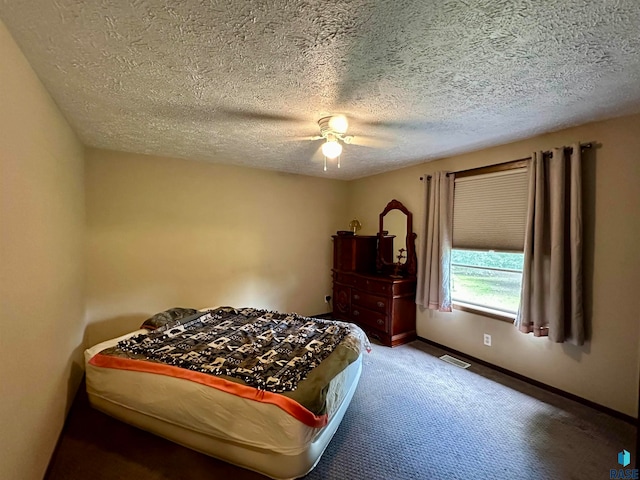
[439,354,471,369]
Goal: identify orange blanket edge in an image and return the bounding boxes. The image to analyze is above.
[89,353,328,428]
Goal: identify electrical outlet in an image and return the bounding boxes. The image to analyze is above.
[483,334,492,346]
[324,295,332,304]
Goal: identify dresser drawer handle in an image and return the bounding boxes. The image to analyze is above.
[377,301,385,308]
[353,294,360,300]
[376,318,384,326]
[353,310,360,316]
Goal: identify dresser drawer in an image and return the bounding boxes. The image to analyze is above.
[333,284,351,316]
[351,290,389,314]
[333,271,356,286]
[352,277,393,295]
[351,305,389,333]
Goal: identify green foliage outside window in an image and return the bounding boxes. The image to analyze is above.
[451,250,524,314]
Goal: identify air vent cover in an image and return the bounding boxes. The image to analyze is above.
[439,354,471,369]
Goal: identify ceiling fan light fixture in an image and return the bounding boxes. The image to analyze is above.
[328,115,349,134]
[321,139,342,159]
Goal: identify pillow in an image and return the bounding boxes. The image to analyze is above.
[140,307,199,331]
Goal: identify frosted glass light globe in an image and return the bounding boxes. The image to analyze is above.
[328,115,349,134]
[322,140,342,159]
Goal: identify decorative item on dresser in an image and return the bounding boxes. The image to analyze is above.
[332,200,417,347]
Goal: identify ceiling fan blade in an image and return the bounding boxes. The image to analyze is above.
[215,107,304,123]
[357,119,441,131]
[348,135,393,148]
[284,135,323,142]
[341,112,441,132]
[311,145,325,163]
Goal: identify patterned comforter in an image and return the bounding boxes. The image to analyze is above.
[90,307,368,420]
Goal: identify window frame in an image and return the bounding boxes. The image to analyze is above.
[451,249,523,322]
[453,302,516,323]
[451,158,529,321]
[454,158,529,180]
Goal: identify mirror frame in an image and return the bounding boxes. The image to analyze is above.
[376,199,417,276]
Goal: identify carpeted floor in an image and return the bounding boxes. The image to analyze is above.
[46,340,635,480]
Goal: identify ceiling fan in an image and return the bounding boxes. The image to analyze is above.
[212,107,394,171]
[314,115,350,171]
[306,114,391,171]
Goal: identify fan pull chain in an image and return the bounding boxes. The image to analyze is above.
[337,155,341,168]
[323,156,327,172]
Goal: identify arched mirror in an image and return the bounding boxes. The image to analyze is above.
[376,199,417,277]
[380,210,407,264]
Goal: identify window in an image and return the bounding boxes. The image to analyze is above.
[451,249,524,314]
[451,165,528,317]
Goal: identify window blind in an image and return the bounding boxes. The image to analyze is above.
[452,168,529,252]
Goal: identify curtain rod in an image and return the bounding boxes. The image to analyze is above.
[420,142,593,181]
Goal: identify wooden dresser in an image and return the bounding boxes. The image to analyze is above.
[332,234,417,347]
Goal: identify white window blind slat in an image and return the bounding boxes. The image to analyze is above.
[453,168,528,251]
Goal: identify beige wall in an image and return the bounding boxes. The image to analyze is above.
[0,20,85,480]
[85,148,348,346]
[2,14,638,480]
[348,114,640,416]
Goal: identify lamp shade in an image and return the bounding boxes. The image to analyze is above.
[322,140,342,159]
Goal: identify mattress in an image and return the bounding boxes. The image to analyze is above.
[84,309,365,479]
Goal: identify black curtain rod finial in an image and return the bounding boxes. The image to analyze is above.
[420,173,449,181]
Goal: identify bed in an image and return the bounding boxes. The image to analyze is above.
[84,306,368,479]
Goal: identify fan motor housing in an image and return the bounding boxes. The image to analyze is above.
[318,116,334,137]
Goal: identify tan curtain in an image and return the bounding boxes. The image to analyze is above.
[515,144,584,345]
[416,172,454,312]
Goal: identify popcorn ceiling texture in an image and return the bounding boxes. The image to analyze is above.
[1,0,640,179]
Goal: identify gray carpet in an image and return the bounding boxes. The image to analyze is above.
[47,341,635,480]
[307,341,635,479]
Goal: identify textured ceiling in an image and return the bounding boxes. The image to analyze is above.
[2,1,640,179]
